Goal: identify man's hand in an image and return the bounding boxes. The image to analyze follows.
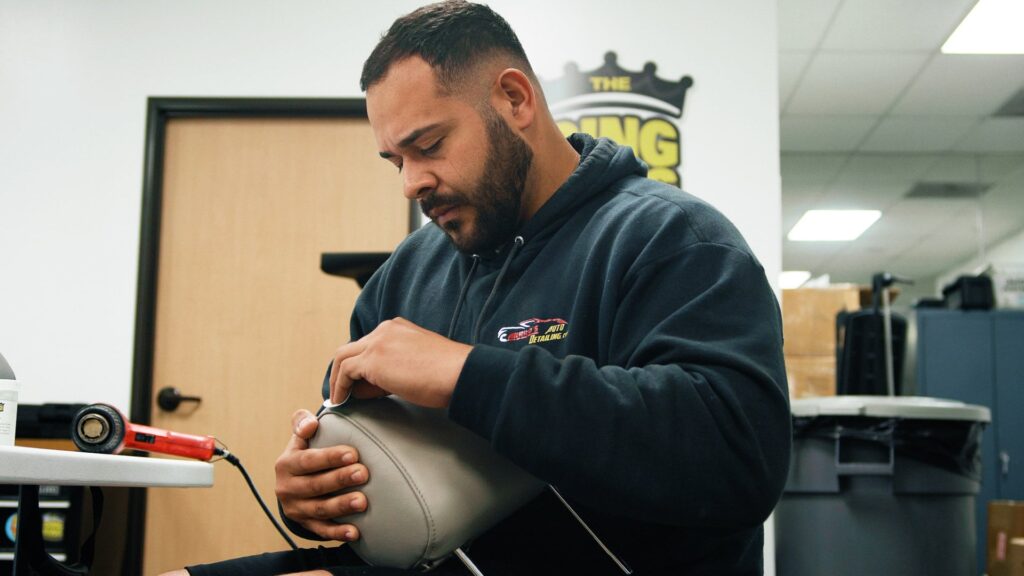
[329,317,472,408]
[274,409,370,541]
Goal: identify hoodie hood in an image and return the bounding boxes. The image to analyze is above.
[516,133,647,245]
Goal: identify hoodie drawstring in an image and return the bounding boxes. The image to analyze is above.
[447,255,480,339]
[471,236,524,344]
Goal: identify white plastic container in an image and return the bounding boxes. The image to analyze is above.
[777,396,991,576]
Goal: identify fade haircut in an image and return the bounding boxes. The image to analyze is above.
[360,0,534,94]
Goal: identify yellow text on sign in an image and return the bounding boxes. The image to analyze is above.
[588,76,631,91]
[557,115,680,186]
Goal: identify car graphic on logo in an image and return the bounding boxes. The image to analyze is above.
[497,318,567,343]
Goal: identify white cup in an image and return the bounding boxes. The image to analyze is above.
[0,379,18,446]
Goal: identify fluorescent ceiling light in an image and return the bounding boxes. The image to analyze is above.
[787,210,881,241]
[943,0,1024,54]
[780,270,812,289]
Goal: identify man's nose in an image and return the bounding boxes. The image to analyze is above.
[402,163,437,200]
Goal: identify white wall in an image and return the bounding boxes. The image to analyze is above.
[0,0,780,411]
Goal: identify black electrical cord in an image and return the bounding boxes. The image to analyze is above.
[214,447,298,550]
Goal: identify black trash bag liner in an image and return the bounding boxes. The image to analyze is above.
[793,415,984,481]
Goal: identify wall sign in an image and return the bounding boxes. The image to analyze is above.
[544,52,693,187]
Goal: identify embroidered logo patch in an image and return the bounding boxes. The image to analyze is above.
[497,318,569,345]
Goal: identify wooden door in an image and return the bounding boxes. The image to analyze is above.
[142,116,406,574]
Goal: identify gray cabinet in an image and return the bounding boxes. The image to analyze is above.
[916,309,1024,573]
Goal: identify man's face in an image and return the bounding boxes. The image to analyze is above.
[367,57,533,254]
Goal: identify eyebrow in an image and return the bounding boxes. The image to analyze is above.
[378,123,444,159]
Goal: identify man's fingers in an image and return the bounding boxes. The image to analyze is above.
[299,463,369,498]
[278,445,360,476]
[303,520,361,542]
[290,409,319,445]
[298,490,368,521]
[329,341,366,400]
[331,356,363,404]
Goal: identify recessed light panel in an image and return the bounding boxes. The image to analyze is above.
[943,0,1024,54]
[787,210,882,241]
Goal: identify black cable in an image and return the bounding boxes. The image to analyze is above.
[215,447,299,550]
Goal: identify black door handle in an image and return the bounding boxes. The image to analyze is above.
[157,387,202,412]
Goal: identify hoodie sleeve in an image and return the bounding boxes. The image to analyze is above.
[448,242,791,530]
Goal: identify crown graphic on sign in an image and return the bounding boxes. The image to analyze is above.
[543,52,694,118]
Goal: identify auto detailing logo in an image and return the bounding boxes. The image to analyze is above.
[543,52,693,187]
[497,318,569,345]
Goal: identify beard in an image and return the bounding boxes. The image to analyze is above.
[419,106,533,254]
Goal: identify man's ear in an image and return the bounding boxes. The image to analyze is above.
[491,68,536,130]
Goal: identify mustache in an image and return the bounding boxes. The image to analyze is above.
[419,192,467,218]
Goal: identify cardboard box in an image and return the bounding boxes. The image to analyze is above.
[782,286,861,357]
[989,500,1024,576]
[1009,538,1024,576]
[785,355,836,399]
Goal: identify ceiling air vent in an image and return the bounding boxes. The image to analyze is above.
[994,87,1024,117]
[904,181,992,199]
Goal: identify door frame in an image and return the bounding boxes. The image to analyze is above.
[127,97,413,574]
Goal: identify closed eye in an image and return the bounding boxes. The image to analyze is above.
[420,138,443,157]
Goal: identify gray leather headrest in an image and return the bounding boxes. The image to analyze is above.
[309,397,545,570]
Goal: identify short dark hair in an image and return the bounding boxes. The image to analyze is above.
[360,1,533,93]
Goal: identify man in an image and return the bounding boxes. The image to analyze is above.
[176,1,790,574]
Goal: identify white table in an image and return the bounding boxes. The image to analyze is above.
[0,445,213,575]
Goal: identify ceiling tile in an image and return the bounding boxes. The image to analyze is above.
[834,154,937,184]
[955,118,1024,153]
[983,220,1024,255]
[851,222,925,251]
[1004,162,1024,184]
[819,182,909,210]
[895,209,985,275]
[892,54,1024,116]
[979,218,1024,252]
[778,0,841,51]
[782,240,847,270]
[981,183,1024,233]
[779,52,811,104]
[859,116,978,152]
[923,154,1024,182]
[782,182,828,202]
[780,116,877,151]
[780,153,848,184]
[786,53,930,115]
[821,0,975,51]
[895,214,985,265]
[882,198,978,232]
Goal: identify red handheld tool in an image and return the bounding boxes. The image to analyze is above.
[70,403,217,461]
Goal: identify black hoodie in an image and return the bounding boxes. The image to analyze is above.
[316,134,790,575]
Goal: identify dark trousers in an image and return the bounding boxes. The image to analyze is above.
[185,545,468,576]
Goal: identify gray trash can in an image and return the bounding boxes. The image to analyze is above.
[775,396,990,576]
